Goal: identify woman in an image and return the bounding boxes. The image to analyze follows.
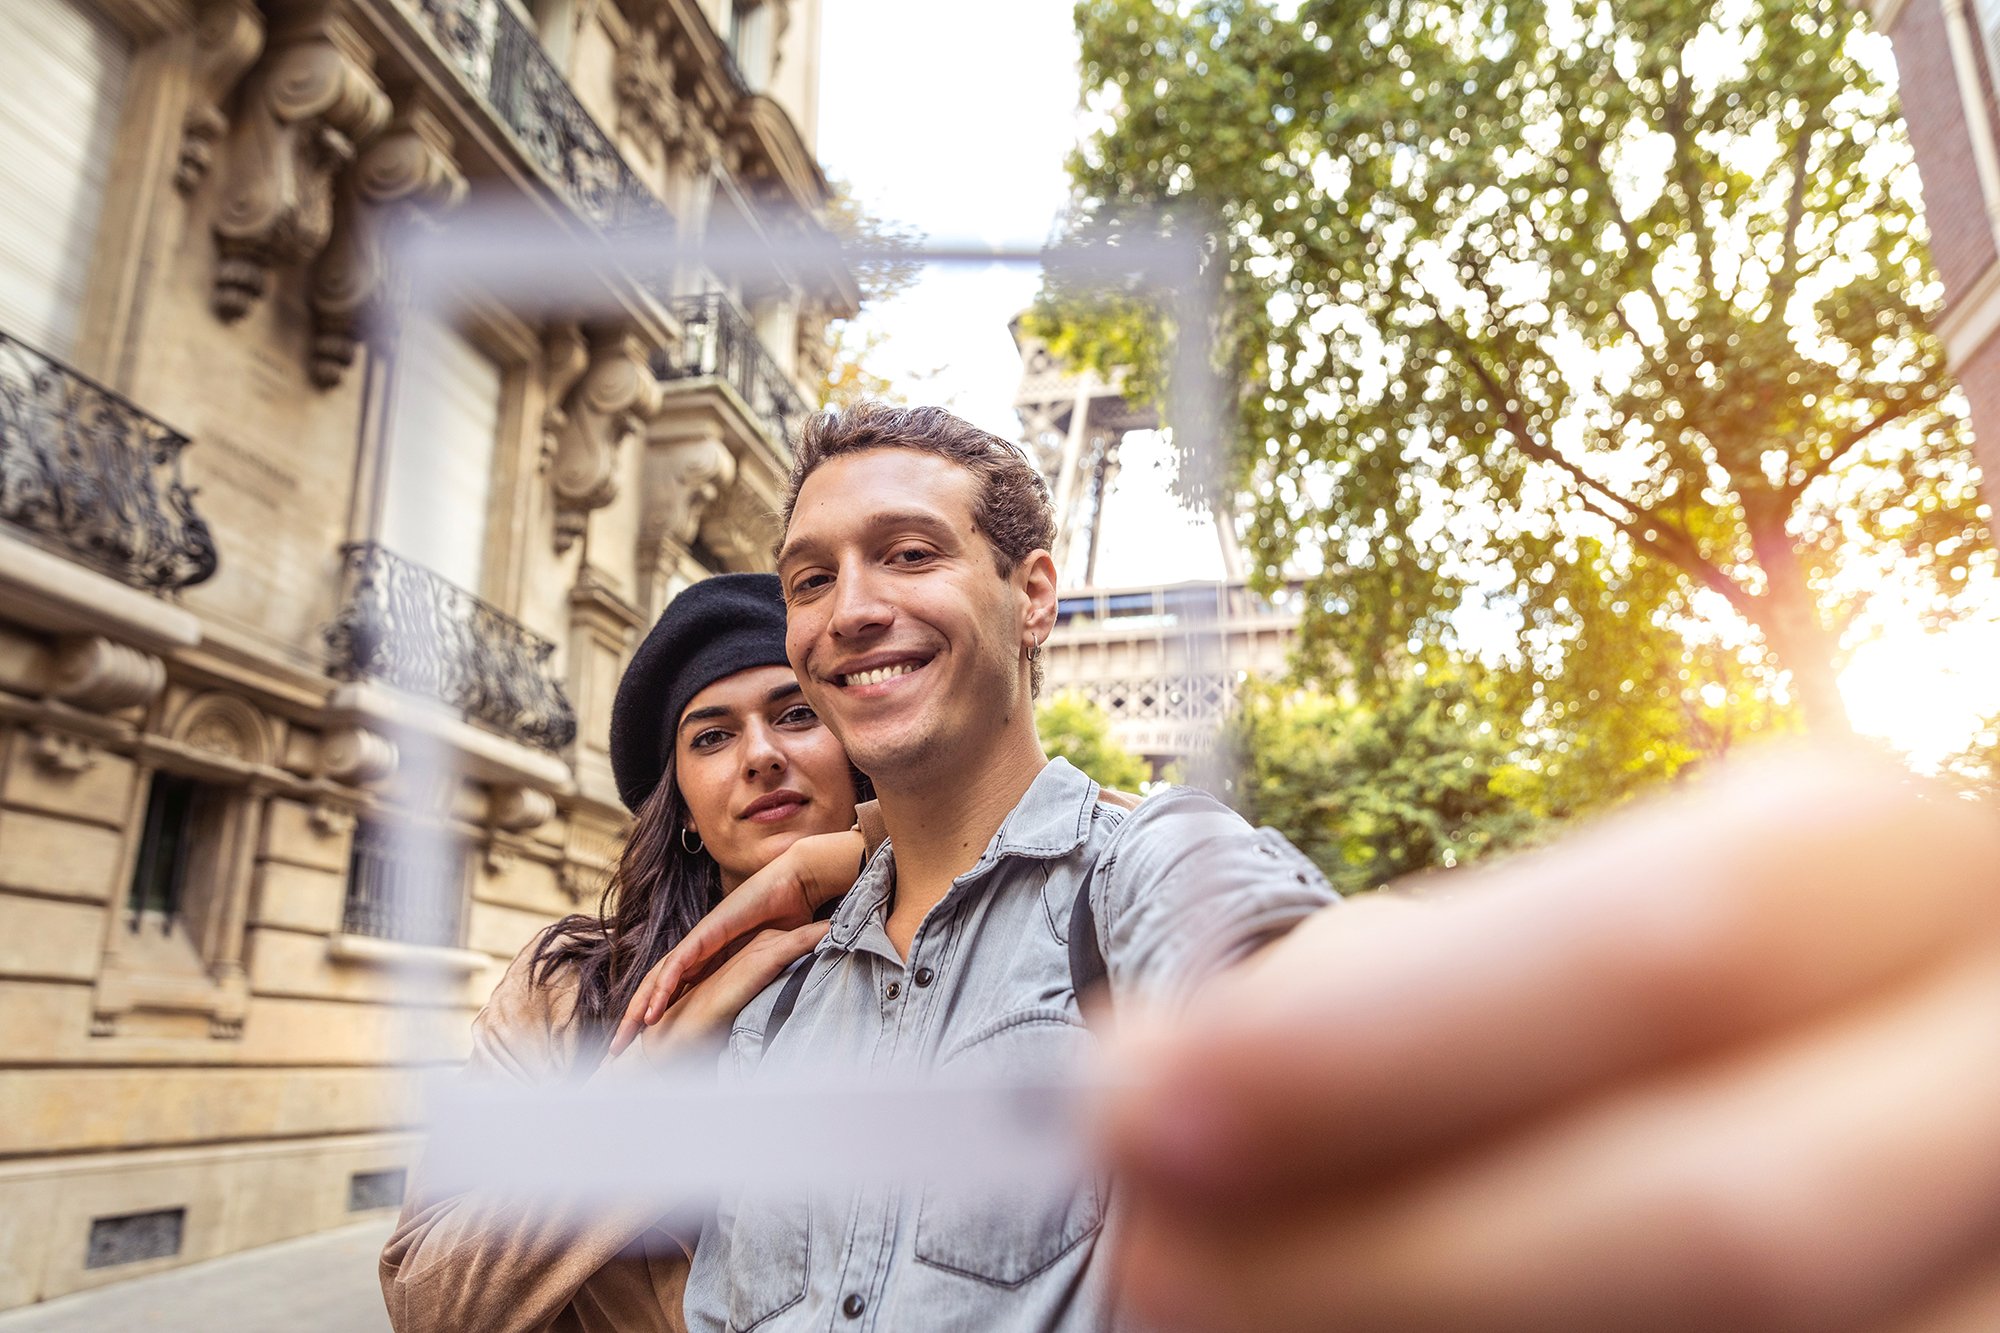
[380,573,873,1333]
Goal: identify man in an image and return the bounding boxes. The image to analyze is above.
[678,402,1337,1330]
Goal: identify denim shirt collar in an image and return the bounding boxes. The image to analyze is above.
[826,758,1102,953]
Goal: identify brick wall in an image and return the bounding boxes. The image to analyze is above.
[1892,0,2000,306]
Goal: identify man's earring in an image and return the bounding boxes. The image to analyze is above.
[1027,630,1042,661]
[681,826,704,855]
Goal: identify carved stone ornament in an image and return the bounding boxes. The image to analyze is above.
[539,323,591,475]
[210,7,391,322]
[309,107,467,388]
[178,0,266,194]
[170,691,273,768]
[308,799,358,838]
[614,23,683,163]
[50,636,166,713]
[643,436,737,554]
[29,730,97,777]
[550,328,663,553]
[488,784,555,833]
[322,724,398,785]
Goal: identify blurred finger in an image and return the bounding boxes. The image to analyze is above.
[1116,945,2000,1333]
[1109,750,2000,1202]
[1877,1259,2000,1333]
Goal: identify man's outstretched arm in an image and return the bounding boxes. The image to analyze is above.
[1102,747,2000,1333]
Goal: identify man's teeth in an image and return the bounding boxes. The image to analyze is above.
[846,662,919,687]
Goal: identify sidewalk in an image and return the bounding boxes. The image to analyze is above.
[0,1219,393,1333]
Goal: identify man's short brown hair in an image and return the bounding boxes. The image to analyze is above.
[781,401,1057,689]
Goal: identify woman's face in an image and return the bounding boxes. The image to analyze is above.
[673,664,859,891]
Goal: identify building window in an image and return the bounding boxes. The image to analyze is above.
[343,818,468,948]
[727,0,771,90]
[127,772,229,930]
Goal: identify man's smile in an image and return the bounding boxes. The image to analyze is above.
[829,653,936,691]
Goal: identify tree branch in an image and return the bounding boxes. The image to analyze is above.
[1430,311,1763,624]
[1781,387,1940,502]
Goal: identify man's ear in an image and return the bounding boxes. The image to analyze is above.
[1019,547,1059,644]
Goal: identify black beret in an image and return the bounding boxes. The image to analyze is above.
[610,572,791,812]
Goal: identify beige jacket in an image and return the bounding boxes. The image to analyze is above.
[379,943,689,1333]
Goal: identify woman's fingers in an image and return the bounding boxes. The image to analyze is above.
[651,921,831,1043]
[1106,750,2000,1207]
[608,952,676,1056]
[1115,943,2000,1333]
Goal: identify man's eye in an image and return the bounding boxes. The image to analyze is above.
[890,547,932,565]
[789,572,832,597]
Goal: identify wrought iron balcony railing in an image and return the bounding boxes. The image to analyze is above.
[411,0,663,234]
[0,331,218,593]
[343,816,466,947]
[655,293,811,451]
[323,542,578,751]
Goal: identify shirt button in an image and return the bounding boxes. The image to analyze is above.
[913,966,936,987]
[884,981,901,1001]
[843,1293,866,1319]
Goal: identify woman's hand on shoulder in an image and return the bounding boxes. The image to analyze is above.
[608,827,866,1056]
[631,920,831,1064]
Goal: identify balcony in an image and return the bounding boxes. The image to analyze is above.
[0,330,217,594]
[655,292,810,451]
[409,0,664,234]
[323,542,577,751]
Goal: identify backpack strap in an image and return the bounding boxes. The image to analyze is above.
[760,953,816,1050]
[1066,866,1108,1006]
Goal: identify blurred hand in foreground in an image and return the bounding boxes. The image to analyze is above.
[608,828,865,1057]
[1103,747,2000,1333]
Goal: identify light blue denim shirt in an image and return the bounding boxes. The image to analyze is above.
[682,758,1336,1332]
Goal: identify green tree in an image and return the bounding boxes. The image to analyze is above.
[1221,674,1546,893]
[1044,0,1993,742]
[1037,692,1152,791]
[819,179,923,409]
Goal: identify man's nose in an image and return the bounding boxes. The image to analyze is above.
[828,561,893,640]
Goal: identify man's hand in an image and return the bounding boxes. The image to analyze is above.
[1102,747,2000,1333]
[608,828,866,1056]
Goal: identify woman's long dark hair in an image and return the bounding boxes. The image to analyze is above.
[531,748,720,1067]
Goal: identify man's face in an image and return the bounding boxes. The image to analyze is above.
[778,449,1032,781]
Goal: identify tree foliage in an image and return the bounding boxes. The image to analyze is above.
[1037,692,1153,792]
[1043,0,1994,744]
[820,178,924,409]
[1219,675,1547,892]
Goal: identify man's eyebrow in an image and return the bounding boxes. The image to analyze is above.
[778,509,961,571]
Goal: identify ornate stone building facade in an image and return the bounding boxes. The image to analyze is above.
[0,0,849,1307]
[1874,0,2000,529]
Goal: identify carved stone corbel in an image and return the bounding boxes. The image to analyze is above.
[210,7,391,322]
[539,323,590,475]
[322,725,397,785]
[309,107,466,387]
[488,784,555,833]
[50,636,166,712]
[30,731,97,777]
[550,328,662,553]
[638,435,737,603]
[614,23,683,162]
[178,0,266,194]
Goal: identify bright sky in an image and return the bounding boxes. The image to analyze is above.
[812,1,2000,767]
[815,0,1226,590]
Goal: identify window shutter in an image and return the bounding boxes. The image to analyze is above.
[0,0,128,357]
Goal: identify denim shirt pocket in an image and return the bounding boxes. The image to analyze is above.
[716,1184,812,1330]
[912,1009,1105,1286]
